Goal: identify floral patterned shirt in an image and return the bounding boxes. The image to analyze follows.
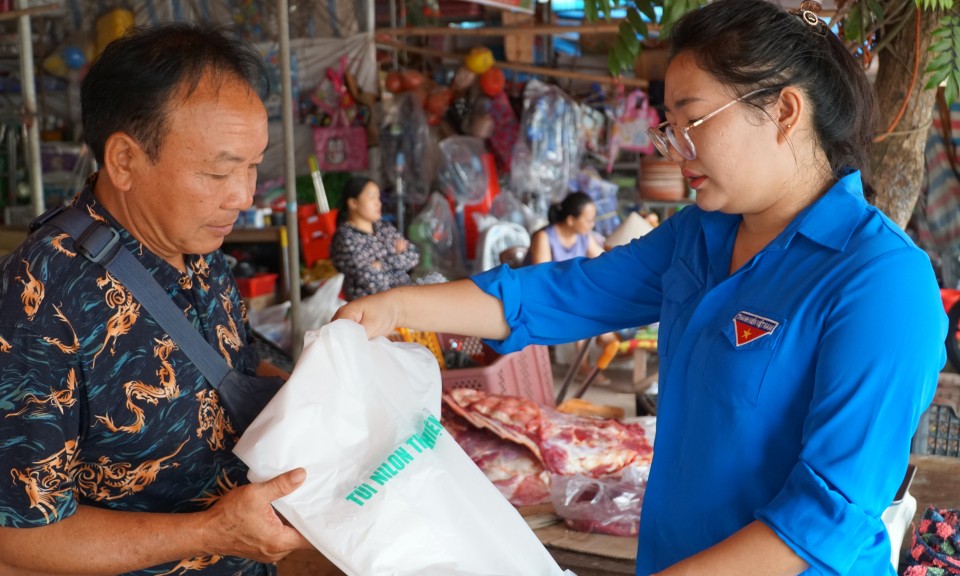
[330,220,420,301]
[0,178,272,576]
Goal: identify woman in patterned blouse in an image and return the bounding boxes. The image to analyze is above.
[331,177,444,300]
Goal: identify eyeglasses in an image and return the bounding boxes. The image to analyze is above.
[647,88,768,161]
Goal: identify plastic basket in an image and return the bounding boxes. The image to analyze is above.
[440,344,554,407]
[395,328,446,370]
[236,273,278,298]
[914,374,960,458]
[914,404,960,458]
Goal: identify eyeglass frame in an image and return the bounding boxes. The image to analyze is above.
[646,88,770,161]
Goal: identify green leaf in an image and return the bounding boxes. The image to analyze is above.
[627,7,649,37]
[930,36,951,52]
[633,0,657,24]
[599,0,612,21]
[584,0,597,21]
[613,36,627,62]
[946,70,959,105]
[607,49,621,75]
[620,21,641,52]
[927,52,953,70]
[844,6,863,44]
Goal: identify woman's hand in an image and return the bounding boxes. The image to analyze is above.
[333,290,404,339]
[394,238,409,253]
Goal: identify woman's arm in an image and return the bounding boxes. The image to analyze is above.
[528,230,551,264]
[654,521,808,576]
[586,233,605,258]
[333,279,509,340]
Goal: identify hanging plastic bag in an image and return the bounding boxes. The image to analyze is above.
[437,135,489,207]
[550,466,648,537]
[607,89,661,172]
[381,92,436,205]
[313,110,368,172]
[234,320,574,576]
[408,192,467,279]
[514,80,582,203]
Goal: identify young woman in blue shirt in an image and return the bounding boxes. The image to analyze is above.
[335,0,947,573]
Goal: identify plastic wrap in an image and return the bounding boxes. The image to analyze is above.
[437,136,489,206]
[490,189,530,229]
[511,80,583,204]
[550,466,648,537]
[381,93,437,205]
[407,192,467,279]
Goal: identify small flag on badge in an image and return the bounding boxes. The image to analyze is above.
[733,311,779,347]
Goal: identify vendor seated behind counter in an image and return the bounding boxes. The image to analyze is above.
[331,176,445,301]
[334,0,948,574]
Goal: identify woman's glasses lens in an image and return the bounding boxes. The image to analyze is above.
[666,128,696,160]
[648,127,672,157]
[647,125,696,160]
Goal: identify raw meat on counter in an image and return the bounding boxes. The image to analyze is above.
[443,411,552,506]
[442,389,653,536]
[443,388,653,477]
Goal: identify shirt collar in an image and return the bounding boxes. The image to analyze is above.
[72,172,202,290]
[701,170,866,253]
[778,170,866,252]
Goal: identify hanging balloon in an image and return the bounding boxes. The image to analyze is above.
[438,136,488,206]
[464,46,495,75]
[479,67,505,97]
[425,87,453,116]
[385,71,404,93]
[400,70,426,91]
[62,46,86,70]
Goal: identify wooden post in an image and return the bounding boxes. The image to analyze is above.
[502,10,535,64]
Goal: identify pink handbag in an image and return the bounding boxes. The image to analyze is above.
[607,90,661,172]
[313,110,368,172]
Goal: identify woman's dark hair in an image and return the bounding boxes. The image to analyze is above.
[548,192,594,225]
[337,176,377,224]
[81,23,268,166]
[668,0,877,178]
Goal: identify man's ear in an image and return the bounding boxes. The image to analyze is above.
[101,133,143,192]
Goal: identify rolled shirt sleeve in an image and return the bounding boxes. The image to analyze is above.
[470,212,684,353]
[756,246,946,575]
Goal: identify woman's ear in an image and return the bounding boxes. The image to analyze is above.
[776,86,804,141]
[101,132,143,192]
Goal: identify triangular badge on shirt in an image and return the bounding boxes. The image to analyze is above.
[732,311,780,347]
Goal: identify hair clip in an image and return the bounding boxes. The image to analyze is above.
[791,0,825,30]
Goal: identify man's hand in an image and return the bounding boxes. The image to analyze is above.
[199,468,312,563]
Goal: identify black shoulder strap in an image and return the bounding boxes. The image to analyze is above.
[37,206,231,389]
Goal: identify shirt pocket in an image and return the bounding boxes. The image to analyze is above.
[698,306,787,408]
[659,261,703,357]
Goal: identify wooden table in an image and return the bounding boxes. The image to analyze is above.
[276,455,960,576]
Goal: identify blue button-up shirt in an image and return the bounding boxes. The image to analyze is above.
[472,171,946,575]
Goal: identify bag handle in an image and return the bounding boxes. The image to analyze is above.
[39,206,232,388]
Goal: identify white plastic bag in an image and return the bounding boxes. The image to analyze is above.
[234,320,571,576]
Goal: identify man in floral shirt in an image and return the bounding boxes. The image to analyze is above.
[0,23,311,575]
